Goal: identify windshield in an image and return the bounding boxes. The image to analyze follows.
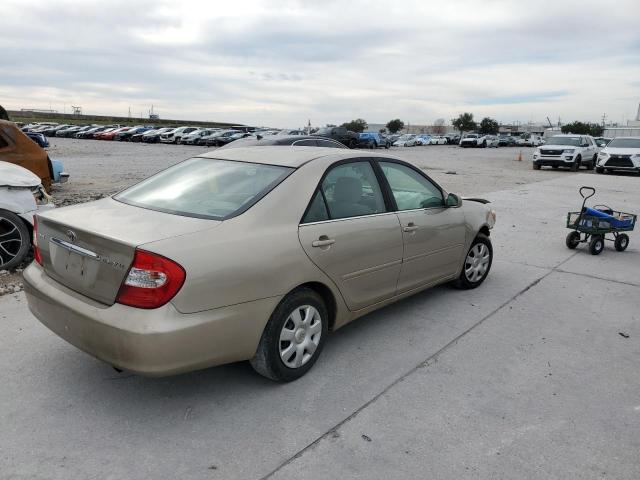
[607,138,640,149]
[548,136,581,146]
[115,158,293,220]
[465,134,478,138]
[316,127,334,135]
[398,135,413,140]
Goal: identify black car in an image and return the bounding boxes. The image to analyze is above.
[312,126,359,148]
[219,135,348,149]
[77,126,110,139]
[445,134,461,145]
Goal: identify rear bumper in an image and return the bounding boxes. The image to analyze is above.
[23,263,281,376]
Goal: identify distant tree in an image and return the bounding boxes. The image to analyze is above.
[479,117,499,135]
[379,128,387,134]
[0,105,9,121]
[433,118,446,134]
[451,112,476,134]
[386,119,405,134]
[341,118,368,133]
[561,121,603,137]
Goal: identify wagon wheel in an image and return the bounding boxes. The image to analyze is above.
[589,235,604,255]
[614,234,629,252]
[565,231,580,249]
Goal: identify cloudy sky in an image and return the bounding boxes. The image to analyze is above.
[2,0,639,127]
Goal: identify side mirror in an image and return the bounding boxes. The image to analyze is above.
[446,193,461,207]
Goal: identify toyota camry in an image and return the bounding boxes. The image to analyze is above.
[24,147,496,381]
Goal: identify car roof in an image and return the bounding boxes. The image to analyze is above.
[198,146,395,168]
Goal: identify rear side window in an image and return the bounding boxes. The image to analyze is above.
[115,158,293,220]
[302,190,330,223]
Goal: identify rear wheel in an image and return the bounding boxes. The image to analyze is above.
[454,234,493,289]
[533,163,541,170]
[348,139,357,149]
[614,234,629,252]
[566,231,581,249]
[0,210,31,270]
[250,288,328,382]
[589,235,604,255]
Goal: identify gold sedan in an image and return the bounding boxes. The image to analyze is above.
[24,146,496,381]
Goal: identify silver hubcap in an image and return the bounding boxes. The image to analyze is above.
[0,217,23,267]
[279,305,322,369]
[464,243,490,283]
[620,238,627,247]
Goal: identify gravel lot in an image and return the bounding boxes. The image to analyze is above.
[46,137,576,207]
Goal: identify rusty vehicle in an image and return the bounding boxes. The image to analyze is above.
[0,119,68,192]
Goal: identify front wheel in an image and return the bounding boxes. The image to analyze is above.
[571,156,581,171]
[566,231,581,249]
[615,234,629,252]
[250,288,328,382]
[595,166,604,174]
[454,234,493,289]
[0,209,31,270]
[533,163,541,170]
[589,235,604,255]
[348,139,357,149]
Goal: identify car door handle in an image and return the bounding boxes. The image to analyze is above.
[312,237,335,247]
[403,223,418,233]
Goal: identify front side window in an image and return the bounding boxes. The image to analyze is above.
[115,158,293,220]
[320,161,386,220]
[379,162,444,210]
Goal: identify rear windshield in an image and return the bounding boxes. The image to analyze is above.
[607,138,640,149]
[115,158,293,220]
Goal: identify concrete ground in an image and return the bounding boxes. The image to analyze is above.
[1,142,639,479]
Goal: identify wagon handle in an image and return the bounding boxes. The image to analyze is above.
[579,186,595,200]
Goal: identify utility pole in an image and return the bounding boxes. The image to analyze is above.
[601,113,607,127]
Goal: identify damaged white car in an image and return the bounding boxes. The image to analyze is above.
[0,162,55,269]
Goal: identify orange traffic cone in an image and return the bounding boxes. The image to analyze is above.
[517,150,523,161]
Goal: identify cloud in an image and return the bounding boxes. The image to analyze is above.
[1,0,639,127]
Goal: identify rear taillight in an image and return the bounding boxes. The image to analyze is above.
[116,249,185,309]
[33,216,43,266]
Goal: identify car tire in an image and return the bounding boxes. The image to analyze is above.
[571,156,581,171]
[566,231,581,249]
[589,235,604,255]
[348,139,357,149]
[250,288,328,382]
[588,155,596,170]
[0,209,31,270]
[614,234,629,252]
[454,234,493,290]
[482,140,487,148]
[533,163,541,170]
[595,166,604,174]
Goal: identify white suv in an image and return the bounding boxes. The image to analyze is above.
[532,134,598,171]
[596,137,640,174]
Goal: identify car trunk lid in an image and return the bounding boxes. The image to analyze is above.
[37,197,219,305]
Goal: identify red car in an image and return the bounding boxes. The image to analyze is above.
[98,127,130,140]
